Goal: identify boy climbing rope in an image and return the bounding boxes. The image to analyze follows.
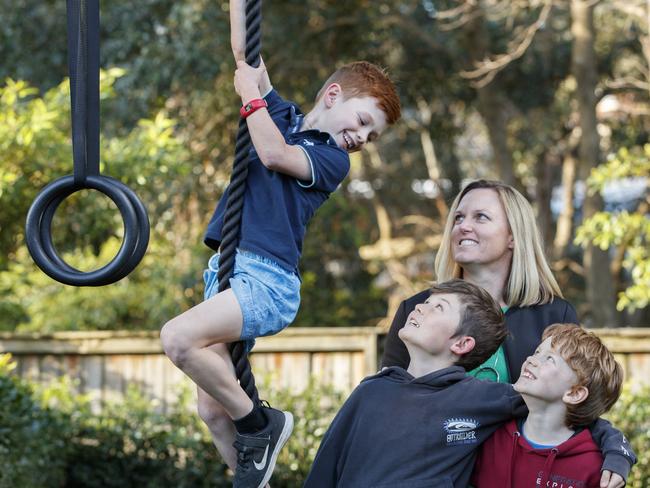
[160,1,401,487]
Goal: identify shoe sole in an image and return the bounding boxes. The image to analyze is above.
[257,411,294,488]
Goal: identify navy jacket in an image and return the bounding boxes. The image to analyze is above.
[304,366,526,488]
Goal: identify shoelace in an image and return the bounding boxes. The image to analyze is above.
[259,399,271,409]
[233,440,254,470]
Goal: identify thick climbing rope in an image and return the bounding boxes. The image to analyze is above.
[25,0,149,286]
[217,0,263,405]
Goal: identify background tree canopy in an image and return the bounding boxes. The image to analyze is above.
[0,0,648,332]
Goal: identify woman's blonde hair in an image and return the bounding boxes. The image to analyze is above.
[434,180,562,307]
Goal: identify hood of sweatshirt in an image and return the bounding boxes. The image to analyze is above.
[505,419,601,457]
[367,365,468,389]
[503,419,602,487]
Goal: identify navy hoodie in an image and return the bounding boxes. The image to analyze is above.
[304,366,526,488]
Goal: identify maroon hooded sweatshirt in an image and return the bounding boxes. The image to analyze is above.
[471,419,603,488]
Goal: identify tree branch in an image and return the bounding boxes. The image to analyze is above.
[460,1,553,87]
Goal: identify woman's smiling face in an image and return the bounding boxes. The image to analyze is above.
[450,188,514,270]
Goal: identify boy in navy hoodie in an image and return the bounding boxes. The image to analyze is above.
[471,323,627,488]
[303,280,635,488]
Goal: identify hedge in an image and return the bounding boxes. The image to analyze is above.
[0,354,342,487]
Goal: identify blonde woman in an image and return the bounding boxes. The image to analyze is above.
[382,179,576,382]
[381,180,633,487]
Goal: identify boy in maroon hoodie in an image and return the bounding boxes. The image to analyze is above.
[471,323,626,488]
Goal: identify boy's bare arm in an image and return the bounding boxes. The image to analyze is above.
[234,60,311,180]
[230,0,271,95]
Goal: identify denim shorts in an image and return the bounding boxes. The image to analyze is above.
[203,249,301,352]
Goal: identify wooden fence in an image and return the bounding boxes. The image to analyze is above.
[1,327,649,412]
[0,327,377,412]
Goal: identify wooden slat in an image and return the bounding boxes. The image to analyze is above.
[104,355,127,404]
[351,352,367,386]
[330,352,352,392]
[627,353,650,391]
[81,356,103,414]
[0,327,381,354]
[595,330,650,353]
[40,354,63,381]
[18,355,41,381]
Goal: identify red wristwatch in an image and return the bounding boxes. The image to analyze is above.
[240,98,268,118]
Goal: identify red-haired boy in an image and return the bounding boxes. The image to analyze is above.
[160,1,401,487]
[472,324,628,488]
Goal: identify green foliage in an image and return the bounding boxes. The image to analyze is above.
[297,190,387,327]
[575,146,650,312]
[587,146,650,189]
[605,386,650,488]
[0,69,390,332]
[260,379,345,486]
[0,358,344,487]
[0,73,203,332]
[0,354,67,488]
[59,387,229,488]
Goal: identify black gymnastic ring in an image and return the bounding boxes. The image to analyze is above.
[25,174,149,286]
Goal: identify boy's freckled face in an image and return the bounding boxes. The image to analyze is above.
[398,293,462,355]
[514,337,579,403]
[321,95,388,153]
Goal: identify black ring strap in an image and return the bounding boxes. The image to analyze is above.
[25,0,149,286]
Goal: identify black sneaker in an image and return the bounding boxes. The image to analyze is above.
[232,407,294,488]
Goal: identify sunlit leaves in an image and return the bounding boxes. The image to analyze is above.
[588,145,650,194]
[576,148,650,312]
[0,73,199,331]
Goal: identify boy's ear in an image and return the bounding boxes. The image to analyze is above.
[323,83,342,108]
[450,335,475,356]
[563,385,589,405]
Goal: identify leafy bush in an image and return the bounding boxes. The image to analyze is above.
[259,379,345,487]
[36,382,229,488]
[605,386,650,488]
[0,354,67,488]
[65,392,228,487]
[1,356,344,487]
[51,379,343,487]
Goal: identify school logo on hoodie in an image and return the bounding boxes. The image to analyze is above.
[443,418,480,446]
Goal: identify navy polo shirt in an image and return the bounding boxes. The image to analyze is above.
[204,89,350,273]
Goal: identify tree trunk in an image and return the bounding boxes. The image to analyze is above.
[462,4,520,189]
[553,154,577,260]
[571,0,619,327]
[476,87,519,188]
[536,150,554,255]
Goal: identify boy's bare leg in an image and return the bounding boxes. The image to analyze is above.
[162,290,288,486]
[161,289,253,420]
[196,344,238,470]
